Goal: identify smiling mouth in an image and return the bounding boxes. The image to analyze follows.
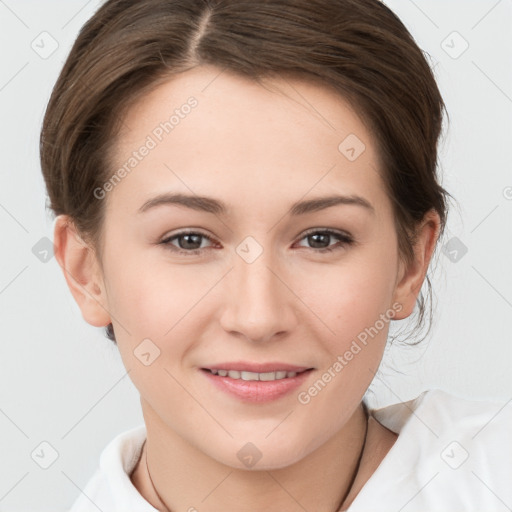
[202,368,313,381]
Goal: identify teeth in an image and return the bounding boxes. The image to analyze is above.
[241,371,259,381]
[208,369,301,380]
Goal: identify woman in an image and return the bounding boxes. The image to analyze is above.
[40,0,512,510]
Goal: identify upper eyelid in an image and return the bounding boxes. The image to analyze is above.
[161,228,213,240]
[161,227,351,239]
[300,227,352,238]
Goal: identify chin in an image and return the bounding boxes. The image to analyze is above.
[207,436,313,472]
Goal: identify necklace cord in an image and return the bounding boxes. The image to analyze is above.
[336,401,369,511]
[145,441,170,512]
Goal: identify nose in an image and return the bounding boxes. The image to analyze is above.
[219,248,298,343]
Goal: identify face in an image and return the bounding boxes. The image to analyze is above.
[94,65,408,469]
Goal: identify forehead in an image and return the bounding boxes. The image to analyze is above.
[109,65,389,218]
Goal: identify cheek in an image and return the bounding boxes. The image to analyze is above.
[102,238,225,354]
[293,253,398,423]
[103,255,214,402]
[304,250,398,350]
[107,263,205,337]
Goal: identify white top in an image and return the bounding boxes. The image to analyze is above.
[69,389,512,512]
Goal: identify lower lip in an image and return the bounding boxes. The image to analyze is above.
[201,369,313,403]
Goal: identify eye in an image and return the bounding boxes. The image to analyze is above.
[160,230,217,255]
[295,228,354,253]
[159,228,354,256]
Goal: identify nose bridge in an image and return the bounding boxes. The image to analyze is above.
[220,242,296,342]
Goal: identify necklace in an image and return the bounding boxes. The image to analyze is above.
[144,403,369,512]
[336,402,369,511]
[144,442,171,512]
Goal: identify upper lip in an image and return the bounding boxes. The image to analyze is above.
[201,362,314,373]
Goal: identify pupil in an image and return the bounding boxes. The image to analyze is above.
[180,234,202,249]
[309,233,329,248]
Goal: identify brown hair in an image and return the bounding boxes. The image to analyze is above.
[40,0,452,345]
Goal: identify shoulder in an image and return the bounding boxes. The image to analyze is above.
[349,389,512,511]
[69,424,157,512]
[373,388,512,472]
[372,388,512,438]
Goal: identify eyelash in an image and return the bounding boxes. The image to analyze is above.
[159,228,354,256]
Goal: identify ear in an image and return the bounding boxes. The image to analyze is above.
[391,209,441,320]
[53,215,112,328]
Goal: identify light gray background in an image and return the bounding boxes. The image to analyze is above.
[0,0,511,510]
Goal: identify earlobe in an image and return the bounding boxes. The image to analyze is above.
[391,209,441,320]
[53,215,112,328]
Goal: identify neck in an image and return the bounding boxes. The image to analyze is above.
[130,400,383,512]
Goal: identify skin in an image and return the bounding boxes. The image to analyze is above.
[54,65,440,511]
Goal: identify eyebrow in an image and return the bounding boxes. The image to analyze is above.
[137,193,375,216]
